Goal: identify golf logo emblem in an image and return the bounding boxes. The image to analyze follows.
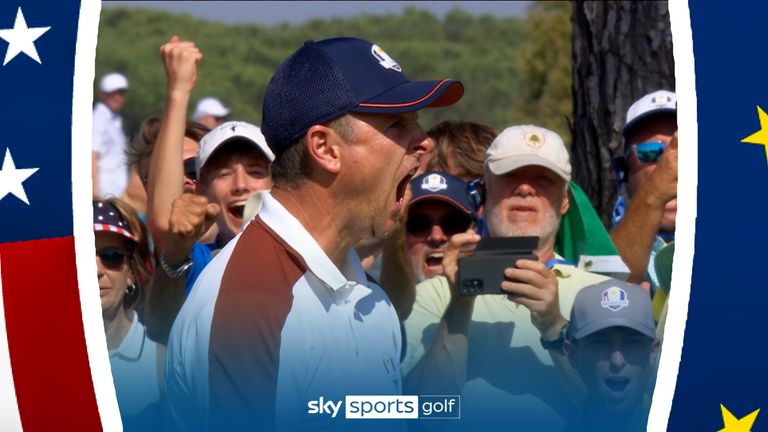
[524,131,545,149]
[601,286,629,311]
[421,174,447,192]
[650,92,673,108]
[371,44,402,72]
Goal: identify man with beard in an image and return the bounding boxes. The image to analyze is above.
[402,125,615,431]
[166,37,463,431]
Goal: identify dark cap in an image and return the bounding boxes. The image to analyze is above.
[567,279,656,340]
[262,37,464,156]
[409,172,472,214]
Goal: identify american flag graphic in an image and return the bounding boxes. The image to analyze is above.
[0,1,120,430]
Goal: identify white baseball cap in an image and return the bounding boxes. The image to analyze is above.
[622,90,677,139]
[196,121,275,179]
[193,97,231,120]
[99,72,129,93]
[485,125,571,181]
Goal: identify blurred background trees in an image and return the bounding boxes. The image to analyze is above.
[570,1,674,224]
[96,1,674,224]
[95,3,568,141]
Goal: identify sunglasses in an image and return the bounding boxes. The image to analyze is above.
[406,212,473,238]
[183,158,197,182]
[631,141,665,164]
[97,246,129,270]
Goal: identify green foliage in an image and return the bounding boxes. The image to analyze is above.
[95,3,572,141]
[513,1,573,144]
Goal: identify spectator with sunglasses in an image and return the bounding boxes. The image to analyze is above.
[403,125,614,430]
[94,198,163,430]
[611,90,677,289]
[405,171,475,282]
[377,121,498,320]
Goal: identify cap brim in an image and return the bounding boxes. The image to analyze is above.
[622,108,677,139]
[352,79,464,114]
[409,195,471,214]
[570,317,656,340]
[93,223,138,242]
[487,155,570,181]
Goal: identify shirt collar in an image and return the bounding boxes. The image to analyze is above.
[258,191,368,292]
[109,312,145,361]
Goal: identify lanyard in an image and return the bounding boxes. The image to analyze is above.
[546,258,574,269]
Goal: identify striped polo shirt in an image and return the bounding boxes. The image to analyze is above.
[165,192,402,431]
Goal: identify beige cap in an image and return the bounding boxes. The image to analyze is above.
[485,125,571,181]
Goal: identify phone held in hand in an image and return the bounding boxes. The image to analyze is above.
[458,236,539,295]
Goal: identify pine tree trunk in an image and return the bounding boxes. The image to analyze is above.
[570,0,675,225]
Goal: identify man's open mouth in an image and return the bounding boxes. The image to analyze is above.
[425,251,444,268]
[228,201,246,219]
[604,376,630,393]
[395,168,417,210]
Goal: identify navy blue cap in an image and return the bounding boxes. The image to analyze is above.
[262,37,464,156]
[409,172,472,214]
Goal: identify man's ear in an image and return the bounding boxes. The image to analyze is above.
[561,183,571,215]
[305,125,341,174]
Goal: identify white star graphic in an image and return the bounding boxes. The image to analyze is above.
[0,148,39,205]
[0,7,50,66]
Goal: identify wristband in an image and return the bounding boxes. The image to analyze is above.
[159,252,193,279]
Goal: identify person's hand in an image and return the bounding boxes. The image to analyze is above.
[164,193,220,265]
[501,259,567,340]
[648,130,678,206]
[442,229,482,302]
[160,35,202,96]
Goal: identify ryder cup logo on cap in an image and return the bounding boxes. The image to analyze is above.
[485,125,571,181]
[409,172,472,214]
[261,37,463,156]
[421,174,448,192]
[196,121,274,178]
[601,286,629,311]
[371,44,402,72]
[623,89,677,139]
[567,279,656,340]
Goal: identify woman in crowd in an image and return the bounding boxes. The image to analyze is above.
[94,197,163,430]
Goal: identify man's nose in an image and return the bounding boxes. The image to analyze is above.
[609,349,627,372]
[231,167,249,194]
[410,126,432,156]
[513,181,536,197]
[427,223,448,245]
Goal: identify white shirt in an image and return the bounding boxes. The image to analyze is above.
[166,192,402,431]
[92,102,128,198]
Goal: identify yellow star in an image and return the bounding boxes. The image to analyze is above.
[742,106,768,163]
[718,404,760,432]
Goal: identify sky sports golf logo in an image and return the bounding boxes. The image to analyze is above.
[307,395,461,419]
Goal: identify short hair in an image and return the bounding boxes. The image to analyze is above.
[125,116,210,188]
[427,120,498,180]
[97,197,153,312]
[271,115,353,188]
